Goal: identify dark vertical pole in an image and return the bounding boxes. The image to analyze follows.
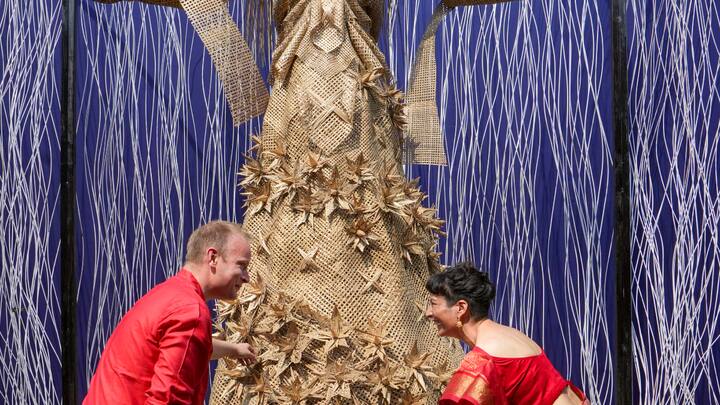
[61,0,77,403]
[612,0,632,403]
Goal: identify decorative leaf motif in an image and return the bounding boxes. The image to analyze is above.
[378,81,408,131]
[257,292,298,334]
[242,181,276,215]
[415,300,428,323]
[258,233,272,256]
[246,371,276,404]
[358,267,384,294]
[237,274,266,313]
[425,242,445,273]
[403,341,435,391]
[357,319,394,362]
[366,362,403,404]
[292,190,324,227]
[348,194,374,217]
[238,153,268,188]
[374,179,414,220]
[303,150,330,177]
[345,216,380,253]
[345,152,374,185]
[399,390,428,405]
[279,371,323,404]
[377,161,405,188]
[402,177,425,202]
[309,359,364,401]
[405,201,446,236]
[263,139,289,170]
[216,297,242,323]
[358,67,385,96]
[270,160,308,203]
[267,323,314,376]
[297,246,320,272]
[305,306,353,355]
[318,166,356,218]
[430,360,455,387]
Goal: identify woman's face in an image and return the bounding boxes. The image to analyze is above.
[425,294,461,338]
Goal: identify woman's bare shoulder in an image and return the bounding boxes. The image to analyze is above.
[475,322,543,358]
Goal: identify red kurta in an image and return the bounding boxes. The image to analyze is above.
[84,269,213,405]
[440,346,589,405]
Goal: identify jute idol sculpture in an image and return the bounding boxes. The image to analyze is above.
[96,0,512,403]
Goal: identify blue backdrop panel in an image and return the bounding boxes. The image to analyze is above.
[72,1,616,403]
[628,1,720,403]
[0,0,63,403]
[73,0,261,394]
[8,0,720,404]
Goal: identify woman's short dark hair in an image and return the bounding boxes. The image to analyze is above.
[425,262,496,320]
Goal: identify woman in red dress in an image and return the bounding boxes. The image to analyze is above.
[425,262,590,405]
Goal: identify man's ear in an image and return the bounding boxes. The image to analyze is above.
[207,248,218,266]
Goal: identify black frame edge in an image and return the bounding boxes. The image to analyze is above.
[61,0,77,403]
[611,0,633,404]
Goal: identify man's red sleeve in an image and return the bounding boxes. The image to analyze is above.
[145,304,211,404]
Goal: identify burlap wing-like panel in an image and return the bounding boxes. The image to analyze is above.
[94,0,269,126]
[406,0,515,166]
[405,4,451,166]
[180,0,269,125]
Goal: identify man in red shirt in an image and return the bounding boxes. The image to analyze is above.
[84,220,256,404]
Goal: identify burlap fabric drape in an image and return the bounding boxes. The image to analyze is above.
[406,0,515,165]
[95,0,269,126]
[209,0,465,403]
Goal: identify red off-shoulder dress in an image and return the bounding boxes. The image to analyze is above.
[440,346,589,405]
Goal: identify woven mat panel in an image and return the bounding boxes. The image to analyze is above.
[93,0,269,126]
[180,0,269,125]
[210,0,463,403]
[405,4,449,166]
[405,0,514,165]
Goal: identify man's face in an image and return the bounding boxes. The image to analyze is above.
[209,233,251,300]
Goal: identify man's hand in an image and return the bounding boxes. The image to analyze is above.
[232,342,257,366]
[211,338,257,365]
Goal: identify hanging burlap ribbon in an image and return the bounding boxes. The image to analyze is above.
[406,0,514,165]
[95,0,269,126]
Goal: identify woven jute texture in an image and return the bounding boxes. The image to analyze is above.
[405,3,451,166]
[95,0,269,126]
[209,0,464,403]
[406,0,515,166]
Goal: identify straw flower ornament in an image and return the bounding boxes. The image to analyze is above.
[278,371,323,404]
[356,319,394,362]
[345,216,380,253]
[305,306,354,355]
[344,152,374,185]
[270,161,309,203]
[317,167,356,217]
[403,341,436,391]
